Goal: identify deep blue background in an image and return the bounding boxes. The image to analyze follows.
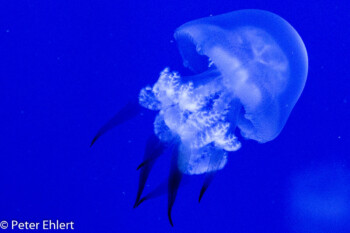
[1,0,349,232]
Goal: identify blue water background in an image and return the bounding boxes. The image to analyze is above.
[1,0,349,232]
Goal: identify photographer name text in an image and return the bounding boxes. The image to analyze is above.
[0,220,74,231]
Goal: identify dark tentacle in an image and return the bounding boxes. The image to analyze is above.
[136,135,164,170]
[134,179,168,208]
[198,148,226,203]
[167,147,182,227]
[199,172,215,203]
[90,100,141,147]
[134,174,191,208]
[133,134,165,208]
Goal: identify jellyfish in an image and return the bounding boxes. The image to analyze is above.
[91,9,308,226]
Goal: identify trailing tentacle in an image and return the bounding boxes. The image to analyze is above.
[167,146,182,227]
[198,145,226,202]
[90,100,141,147]
[134,134,165,208]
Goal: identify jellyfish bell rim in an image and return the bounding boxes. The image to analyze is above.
[173,9,308,143]
[174,9,308,74]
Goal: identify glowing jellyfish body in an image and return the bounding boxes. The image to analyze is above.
[91,9,308,226]
[139,9,308,175]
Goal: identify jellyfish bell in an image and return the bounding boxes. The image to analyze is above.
[173,9,308,143]
[91,9,308,226]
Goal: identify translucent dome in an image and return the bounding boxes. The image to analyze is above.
[139,9,308,175]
